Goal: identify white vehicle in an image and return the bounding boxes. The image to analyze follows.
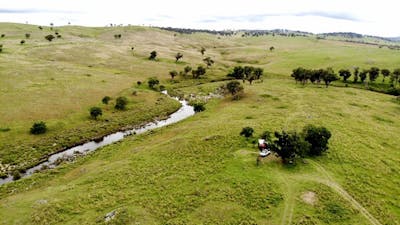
[258,139,271,157]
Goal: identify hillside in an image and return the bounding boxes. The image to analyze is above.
[0,23,399,224]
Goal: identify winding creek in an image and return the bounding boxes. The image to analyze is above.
[0,91,195,186]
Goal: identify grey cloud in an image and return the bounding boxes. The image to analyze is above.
[198,11,361,23]
[294,11,361,21]
[0,8,81,14]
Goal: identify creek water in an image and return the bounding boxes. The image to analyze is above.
[0,91,195,186]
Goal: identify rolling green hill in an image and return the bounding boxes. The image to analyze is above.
[0,23,399,224]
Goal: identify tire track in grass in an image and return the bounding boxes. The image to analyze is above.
[276,171,296,225]
[307,160,382,225]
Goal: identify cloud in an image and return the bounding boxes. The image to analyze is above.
[294,11,361,22]
[0,8,80,14]
[198,11,361,24]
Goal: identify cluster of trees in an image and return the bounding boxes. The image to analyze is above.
[88,96,129,120]
[292,66,400,88]
[114,34,122,39]
[241,125,332,164]
[159,27,235,36]
[291,67,338,87]
[227,66,264,84]
[338,67,400,87]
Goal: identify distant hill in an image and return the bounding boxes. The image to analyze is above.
[158,26,400,46]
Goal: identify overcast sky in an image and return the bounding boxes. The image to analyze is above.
[0,0,398,37]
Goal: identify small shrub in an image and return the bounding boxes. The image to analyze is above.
[192,102,206,112]
[20,40,25,45]
[0,127,10,132]
[12,170,21,180]
[148,77,159,89]
[45,34,55,42]
[115,97,128,110]
[25,33,31,38]
[149,50,157,60]
[240,127,254,138]
[102,96,111,104]
[0,172,7,179]
[137,81,142,86]
[30,121,47,134]
[1,34,5,38]
[89,107,102,120]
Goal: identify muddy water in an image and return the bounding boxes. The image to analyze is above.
[0,92,194,185]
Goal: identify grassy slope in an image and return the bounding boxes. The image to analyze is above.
[0,23,399,224]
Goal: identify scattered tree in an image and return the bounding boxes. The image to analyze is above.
[20,40,25,45]
[175,52,183,62]
[272,131,310,163]
[38,26,43,30]
[368,67,380,83]
[200,47,206,55]
[1,34,5,38]
[338,69,351,83]
[45,34,55,42]
[269,46,275,51]
[114,34,122,39]
[89,107,102,120]
[321,67,338,87]
[227,66,245,80]
[226,81,244,100]
[30,121,47,134]
[149,50,157,60]
[12,171,21,181]
[192,65,206,79]
[360,69,368,83]
[169,70,178,79]
[183,66,192,76]
[0,44,3,53]
[203,57,214,68]
[102,96,111,104]
[25,33,31,39]
[115,97,128,110]
[302,125,332,156]
[192,102,206,112]
[353,67,359,83]
[291,67,310,85]
[253,67,264,80]
[240,127,254,138]
[391,69,400,87]
[147,77,160,89]
[381,69,390,83]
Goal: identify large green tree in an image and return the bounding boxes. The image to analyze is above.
[272,131,310,163]
[321,68,338,87]
[302,125,331,156]
[338,69,351,83]
[381,69,391,83]
[368,67,380,83]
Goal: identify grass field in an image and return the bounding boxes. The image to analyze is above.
[0,23,399,224]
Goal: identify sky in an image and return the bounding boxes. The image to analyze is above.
[0,0,399,37]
